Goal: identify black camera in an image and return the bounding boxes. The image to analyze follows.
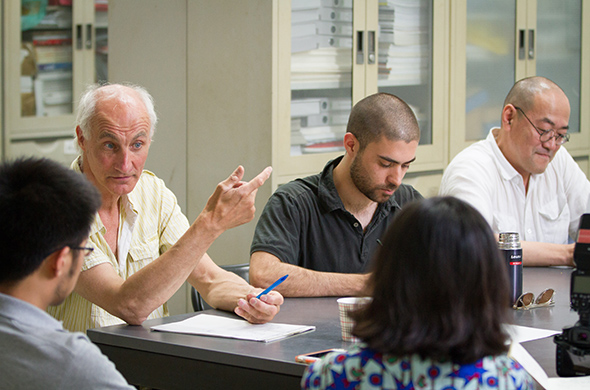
[554,214,590,376]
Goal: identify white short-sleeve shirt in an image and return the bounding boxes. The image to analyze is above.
[439,128,590,244]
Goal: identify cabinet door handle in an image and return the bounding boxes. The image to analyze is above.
[356,30,364,64]
[528,29,535,59]
[367,30,376,64]
[518,29,525,60]
[86,24,93,50]
[76,24,83,50]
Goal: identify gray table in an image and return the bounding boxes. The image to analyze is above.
[88,267,579,389]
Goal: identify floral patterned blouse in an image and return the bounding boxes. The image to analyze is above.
[301,345,533,390]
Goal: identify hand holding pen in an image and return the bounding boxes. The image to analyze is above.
[234,275,287,324]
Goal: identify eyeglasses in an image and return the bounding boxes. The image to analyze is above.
[512,288,555,310]
[513,106,570,145]
[70,246,94,257]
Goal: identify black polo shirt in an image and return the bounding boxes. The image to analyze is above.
[250,157,423,273]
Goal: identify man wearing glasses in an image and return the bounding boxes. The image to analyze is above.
[440,76,590,266]
[0,157,134,389]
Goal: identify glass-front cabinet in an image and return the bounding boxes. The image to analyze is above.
[377,0,434,147]
[276,0,447,185]
[3,0,108,142]
[450,0,589,159]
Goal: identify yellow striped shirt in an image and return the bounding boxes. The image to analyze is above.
[47,159,190,333]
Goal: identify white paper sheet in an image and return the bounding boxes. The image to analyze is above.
[505,324,561,344]
[510,343,590,390]
[150,314,315,343]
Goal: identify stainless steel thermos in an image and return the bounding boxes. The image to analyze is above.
[498,232,523,305]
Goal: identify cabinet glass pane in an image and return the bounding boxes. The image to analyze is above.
[465,0,515,141]
[21,0,74,117]
[290,0,353,156]
[377,0,432,145]
[95,0,108,83]
[536,0,581,135]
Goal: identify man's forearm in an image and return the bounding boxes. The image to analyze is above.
[77,214,223,325]
[521,240,574,267]
[251,259,369,297]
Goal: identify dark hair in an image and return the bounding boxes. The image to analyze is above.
[0,157,101,284]
[352,196,511,364]
[347,92,420,149]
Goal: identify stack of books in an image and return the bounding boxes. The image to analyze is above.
[378,0,429,86]
[290,97,351,155]
[291,0,353,86]
[30,30,73,116]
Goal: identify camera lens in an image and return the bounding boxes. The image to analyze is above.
[578,332,588,341]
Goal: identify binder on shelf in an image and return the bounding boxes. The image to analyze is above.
[35,45,72,65]
[292,22,317,38]
[292,36,320,53]
[321,0,352,8]
[320,97,351,112]
[317,35,352,49]
[37,62,72,72]
[302,140,344,154]
[31,30,72,46]
[300,111,349,128]
[319,7,353,22]
[291,98,325,117]
[292,0,322,11]
[298,125,346,142]
[292,38,320,53]
[316,21,353,36]
[292,8,320,24]
[34,71,73,117]
[291,97,351,116]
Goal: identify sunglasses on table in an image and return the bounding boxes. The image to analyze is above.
[512,288,555,310]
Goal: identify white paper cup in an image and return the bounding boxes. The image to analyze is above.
[337,297,371,342]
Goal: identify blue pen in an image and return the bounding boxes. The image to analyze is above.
[256,274,288,299]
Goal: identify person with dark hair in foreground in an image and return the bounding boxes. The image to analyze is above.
[302,197,533,390]
[0,157,134,389]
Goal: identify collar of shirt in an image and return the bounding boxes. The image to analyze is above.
[317,156,397,215]
[71,156,139,273]
[489,127,523,183]
[117,195,138,272]
[0,293,63,332]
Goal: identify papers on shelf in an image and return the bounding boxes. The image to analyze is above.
[291,47,352,82]
[378,0,429,85]
[150,314,315,343]
[290,96,350,154]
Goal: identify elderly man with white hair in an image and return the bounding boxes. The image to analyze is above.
[48,83,283,332]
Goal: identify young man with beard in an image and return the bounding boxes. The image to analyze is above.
[249,93,423,297]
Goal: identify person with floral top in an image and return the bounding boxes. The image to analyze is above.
[302,196,533,390]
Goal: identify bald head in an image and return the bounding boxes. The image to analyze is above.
[76,83,158,141]
[503,76,569,113]
[347,93,420,150]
